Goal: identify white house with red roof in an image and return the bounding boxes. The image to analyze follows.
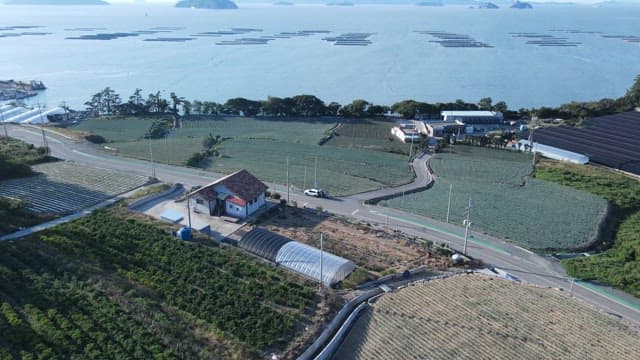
[188,169,268,219]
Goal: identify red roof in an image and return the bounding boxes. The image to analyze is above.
[190,169,267,202]
[226,196,247,206]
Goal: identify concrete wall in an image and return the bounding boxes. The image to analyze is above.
[191,193,215,215]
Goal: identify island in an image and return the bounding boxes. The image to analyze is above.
[175,0,238,9]
[416,1,444,6]
[510,0,533,8]
[3,0,108,4]
[0,80,46,101]
[474,2,499,8]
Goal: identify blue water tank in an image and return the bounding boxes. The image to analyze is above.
[177,226,192,240]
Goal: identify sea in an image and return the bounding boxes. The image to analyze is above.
[1,3,639,110]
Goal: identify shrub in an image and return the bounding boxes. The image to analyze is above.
[85,134,107,144]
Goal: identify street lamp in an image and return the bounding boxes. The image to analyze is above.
[463,197,472,255]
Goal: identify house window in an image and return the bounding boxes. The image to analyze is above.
[196,199,204,205]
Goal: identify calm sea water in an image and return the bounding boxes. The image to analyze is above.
[1,4,639,110]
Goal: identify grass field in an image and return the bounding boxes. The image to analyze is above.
[333,274,640,360]
[0,208,318,359]
[78,116,413,196]
[327,119,412,154]
[73,116,161,142]
[380,146,608,251]
[535,160,640,297]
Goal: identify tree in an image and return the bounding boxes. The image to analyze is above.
[494,101,508,113]
[325,102,341,116]
[181,100,192,116]
[191,100,203,115]
[169,92,185,115]
[291,95,326,117]
[341,99,369,118]
[478,97,493,110]
[224,98,261,116]
[261,97,287,116]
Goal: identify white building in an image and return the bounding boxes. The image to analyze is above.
[441,110,504,125]
[391,124,422,142]
[189,169,268,219]
[517,140,589,164]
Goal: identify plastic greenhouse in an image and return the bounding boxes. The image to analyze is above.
[239,228,291,261]
[275,242,356,287]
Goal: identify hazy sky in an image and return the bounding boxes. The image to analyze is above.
[105,0,640,4]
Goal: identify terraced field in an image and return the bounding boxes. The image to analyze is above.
[334,274,640,360]
[0,162,149,213]
[381,146,608,251]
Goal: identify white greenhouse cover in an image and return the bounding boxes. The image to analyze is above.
[275,241,356,287]
[519,140,589,164]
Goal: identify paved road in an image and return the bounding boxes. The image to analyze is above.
[5,124,640,326]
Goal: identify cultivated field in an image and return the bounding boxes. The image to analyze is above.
[328,119,412,154]
[381,146,608,251]
[0,208,318,359]
[73,116,159,141]
[81,117,413,196]
[0,162,149,213]
[333,274,640,360]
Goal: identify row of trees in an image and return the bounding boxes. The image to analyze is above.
[85,74,640,122]
[84,88,508,119]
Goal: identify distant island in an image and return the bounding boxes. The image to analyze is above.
[175,0,238,9]
[474,2,499,8]
[416,1,443,6]
[3,0,108,4]
[0,80,46,101]
[511,0,533,8]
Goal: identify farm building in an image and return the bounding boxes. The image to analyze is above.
[391,124,422,142]
[441,110,504,125]
[517,140,589,164]
[189,169,267,219]
[239,228,356,287]
[416,120,465,138]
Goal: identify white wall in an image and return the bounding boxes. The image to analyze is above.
[191,194,214,215]
[246,192,265,216]
[226,201,246,218]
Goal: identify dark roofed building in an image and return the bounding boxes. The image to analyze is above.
[189,169,268,219]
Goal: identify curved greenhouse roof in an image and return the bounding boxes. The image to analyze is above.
[275,242,356,287]
[239,228,291,262]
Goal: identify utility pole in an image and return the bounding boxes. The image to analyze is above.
[446,183,453,223]
[401,191,405,209]
[187,195,192,229]
[37,104,49,153]
[463,197,472,256]
[303,166,307,190]
[148,135,156,178]
[569,278,575,297]
[320,233,324,290]
[286,156,290,204]
[314,156,318,188]
[0,108,7,137]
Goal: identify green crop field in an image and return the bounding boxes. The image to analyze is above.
[181,117,335,145]
[205,139,412,196]
[0,208,317,359]
[327,119,412,154]
[380,146,608,251]
[81,116,413,196]
[73,116,162,142]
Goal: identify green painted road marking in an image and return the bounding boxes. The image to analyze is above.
[375,211,510,256]
[577,280,640,313]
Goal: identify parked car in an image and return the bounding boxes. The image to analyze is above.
[304,188,326,197]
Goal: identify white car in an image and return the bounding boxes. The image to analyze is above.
[304,188,326,197]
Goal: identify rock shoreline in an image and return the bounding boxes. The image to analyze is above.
[0,80,46,101]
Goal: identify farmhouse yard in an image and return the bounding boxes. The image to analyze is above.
[333,274,640,360]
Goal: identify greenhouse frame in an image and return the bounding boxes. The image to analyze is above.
[239,228,356,287]
[275,242,356,287]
